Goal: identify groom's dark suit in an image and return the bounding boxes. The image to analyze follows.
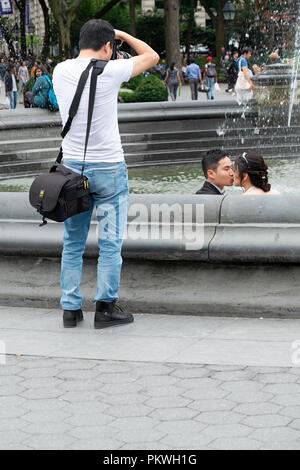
[196,181,224,195]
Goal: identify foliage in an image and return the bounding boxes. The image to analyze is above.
[23,77,35,93]
[136,13,165,56]
[134,74,165,102]
[121,74,144,90]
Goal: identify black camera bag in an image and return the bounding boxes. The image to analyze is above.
[29,59,107,226]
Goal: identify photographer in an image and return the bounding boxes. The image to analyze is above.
[53,19,159,329]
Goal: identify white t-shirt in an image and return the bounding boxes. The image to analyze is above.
[11,74,18,92]
[53,58,133,162]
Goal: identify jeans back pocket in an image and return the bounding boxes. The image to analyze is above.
[91,170,117,198]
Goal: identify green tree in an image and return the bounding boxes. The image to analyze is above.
[136,13,165,55]
[199,0,227,62]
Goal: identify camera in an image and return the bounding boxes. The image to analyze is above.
[112,40,132,60]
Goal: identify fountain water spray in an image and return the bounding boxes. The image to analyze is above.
[288,2,300,127]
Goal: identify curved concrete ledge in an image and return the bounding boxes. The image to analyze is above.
[1,192,300,263]
[2,192,300,317]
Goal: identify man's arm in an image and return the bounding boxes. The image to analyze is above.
[114,30,159,78]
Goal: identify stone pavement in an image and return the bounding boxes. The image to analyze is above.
[1,306,300,450]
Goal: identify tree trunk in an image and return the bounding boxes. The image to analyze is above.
[164,0,181,69]
[48,0,83,59]
[200,0,226,63]
[38,0,51,62]
[15,0,27,58]
[94,0,122,19]
[0,17,16,56]
[185,0,197,56]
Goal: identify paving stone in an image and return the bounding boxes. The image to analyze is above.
[99,393,148,405]
[62,402,109,415]
[0,385,27,396]
[69,425,118,440]
[22,399,66,411]
[0,365,24,376]
[248,367,287,374]
[177,378,221,389]
[203,423,252,438]
[256,373,298,384]
[145,396,192,409]
[234,403,282,416]
[226,391,274,404]
[220,380,265,393]
[0,406,27,419]
[142,386,183,398]
[19,368,59,379]
[55,369,101,380]
[150,407,199,421]
[120,442,174,450]
[0,375,24,386]
[280,406,300,418]
[21,422,73,435]
[15,358,61,369]
[116,428,166,444]
[242,414,292,428]
[55,360,97,370]
[132,364,175,376]
[271,394,300,406]
[93,362,133,374]
[209,437,262,450]
[188,399,235,413]
[153,420,207,435]
[212,370,256,382]
[0,443,33,450]
[20,388,64,399]
[250,426,300,443]
[100,383,144,394]
[57,380,103,392]
[69,438,123,450]
[59,391,102,402]
[0,430,29,444]
[161,433,213,449]
[19,377,63,389]
[0,396,27,407]
[260,441,300,450]
[136,375,179,387]
[96,373,138,384]
[104,404,152,418]
[0,418,29,431]
[65,413,114,427]
[195,411,244,425]
[263,383,300,395]
[109,416,159,431]
[22,410,71,423]
[23,434,76,450]
[289,419,300,430]
[182,388,229,400]
[205,365,246,372]
[171,367,209,379]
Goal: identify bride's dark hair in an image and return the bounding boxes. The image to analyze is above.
[235,151,271,192]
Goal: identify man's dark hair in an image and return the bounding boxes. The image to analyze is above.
[202,149,229,178]
[242,48,252,55]
[79,19,115,52]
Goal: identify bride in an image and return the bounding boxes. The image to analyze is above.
[234,152,280,195]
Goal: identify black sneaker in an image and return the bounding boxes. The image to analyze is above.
[63,309,84,328]
[94,301,134,329]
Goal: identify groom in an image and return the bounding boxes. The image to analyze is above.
[196,149,234,195]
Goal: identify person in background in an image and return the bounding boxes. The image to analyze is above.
[196,149,234,195]
[270,52,281,64]
[30,61,39,78]
[186,58,202,101]
[236,48,254,92]
[203,56,217,101]
[5,65,18,109]
[164,62,182,101]
[225,49,239,93]
[234,152,280,195]
[24,65,51,109]
[0,58,6,82]
[17,60,29,104]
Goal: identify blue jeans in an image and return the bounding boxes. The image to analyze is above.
[205,77,215,100]
[60,160,129,311]
[8,91,17,109]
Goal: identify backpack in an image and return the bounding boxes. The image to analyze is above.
[44,74,59,112]
[29,59,108,226]
[206,63,216,78]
